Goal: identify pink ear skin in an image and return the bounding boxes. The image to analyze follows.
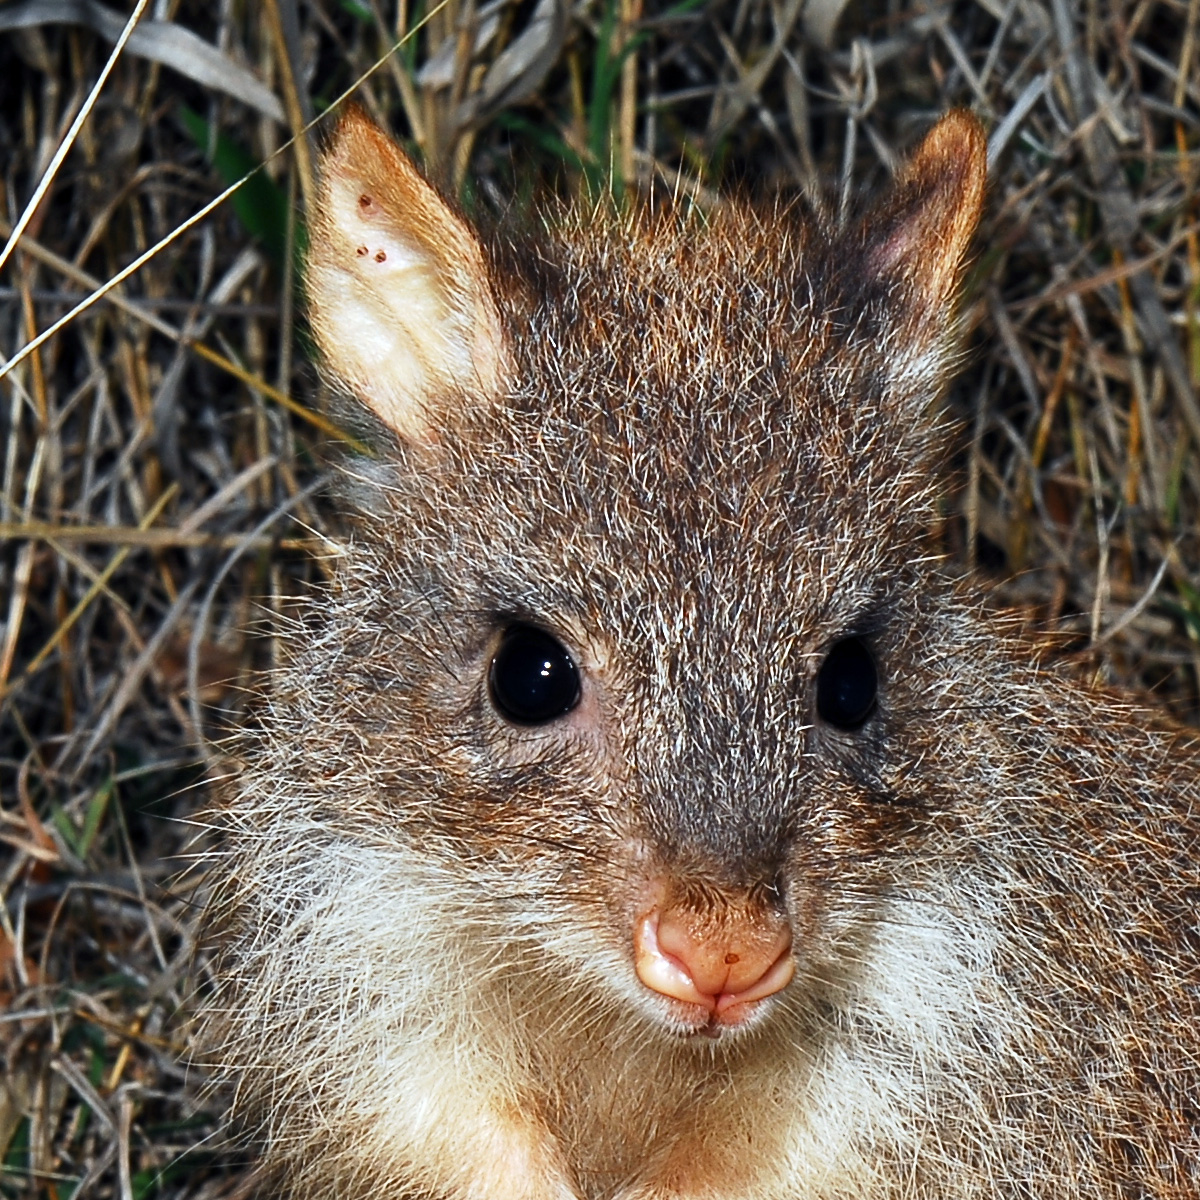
[861,110,988,319]
[305,105,511,444]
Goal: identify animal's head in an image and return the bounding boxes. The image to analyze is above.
[299,107,987,1039]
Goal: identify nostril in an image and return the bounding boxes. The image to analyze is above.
[714,946,795,1014]
[634,912,716,1011]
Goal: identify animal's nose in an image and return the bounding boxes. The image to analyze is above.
[633,885,794,1017]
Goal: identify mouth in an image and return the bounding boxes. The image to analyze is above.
[653,991,781,1040]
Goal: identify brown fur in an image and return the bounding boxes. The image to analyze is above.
[201,109,1200,1199]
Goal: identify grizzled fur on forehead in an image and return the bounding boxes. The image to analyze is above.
[346,199,954,638]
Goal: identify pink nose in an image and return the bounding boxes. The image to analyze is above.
[633,896,794,1016]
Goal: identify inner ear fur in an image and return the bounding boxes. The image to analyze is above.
[306,106,511,442]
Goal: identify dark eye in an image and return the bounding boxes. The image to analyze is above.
[816,637,878,731]
[489,625,581,725]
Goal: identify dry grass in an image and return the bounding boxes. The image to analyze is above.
[0,0,1197,1195]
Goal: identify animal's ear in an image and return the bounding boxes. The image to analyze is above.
[306,106,510,442]
[859,109,986,323]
